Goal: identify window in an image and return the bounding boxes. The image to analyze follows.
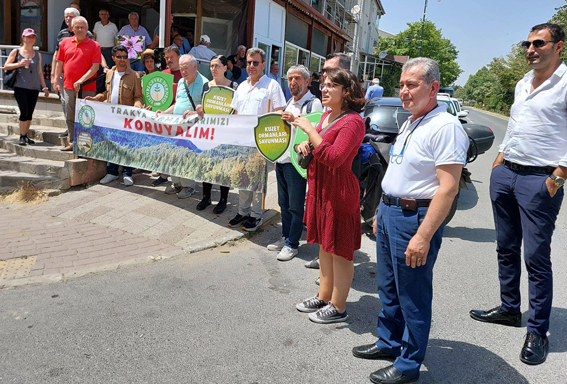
[19,0,45,50]
[312,28,328,57]
[286,14,308,48]
[310,53,324,74]
[283,41,310,75]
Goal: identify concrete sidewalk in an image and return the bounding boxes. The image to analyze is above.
[0,170,280,288]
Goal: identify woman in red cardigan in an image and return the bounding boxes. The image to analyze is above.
[293,68,366,324]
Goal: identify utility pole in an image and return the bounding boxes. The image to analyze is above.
[418,0,428,57]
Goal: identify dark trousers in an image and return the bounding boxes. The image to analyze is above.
[14,87,40,121]
[375,201,445,377]
[275,163,307,249]
[490,164,563,336]
[202,182,229,200]
[97,47,114,94]
[107,163,133,177]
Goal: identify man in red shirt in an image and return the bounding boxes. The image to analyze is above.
[53,16,101,151]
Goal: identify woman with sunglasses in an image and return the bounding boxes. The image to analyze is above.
[293,68,366,323]
[194,55,239,214]
[4,28,49,146]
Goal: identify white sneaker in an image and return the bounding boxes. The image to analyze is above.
[123,176,134,186]
[277,246,298,261]
[177,186,196,199]
[267,237,286,251]
[165,183,182,195]
[100,174,119,184]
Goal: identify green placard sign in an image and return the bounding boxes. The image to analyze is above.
[202,85,235,114]
[142,71,174,112]
[254,113,291,162]
[290,111,323,178]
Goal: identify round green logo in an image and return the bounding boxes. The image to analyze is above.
[78,105,96,128]
[143,73,173,111]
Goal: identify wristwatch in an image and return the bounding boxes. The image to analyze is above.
[549,174,565,187]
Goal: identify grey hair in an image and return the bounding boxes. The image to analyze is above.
[237,45,246,51]
[179,54,197,66]
[129,12,139,18]
[402,57,440,85]
[287,65,310,80]
[247,47,266,62]
[71,16,88,29]
[64,7,80,17]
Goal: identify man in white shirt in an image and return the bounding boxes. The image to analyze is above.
[189,35,216,61]
[470,23,567,366]
[93,9,118,93]
[229,47,286,232]
[352,58,468,384]
[266,65,322,261]
[85,45,144,187]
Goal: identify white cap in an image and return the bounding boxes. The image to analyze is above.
[200,35,211,44]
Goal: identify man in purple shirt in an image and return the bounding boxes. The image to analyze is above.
[118,12,152,72]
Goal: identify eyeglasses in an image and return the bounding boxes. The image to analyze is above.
[319,82,341,91]
[114,55,128,59]
[521,40,556,49]
[246,60,261,67]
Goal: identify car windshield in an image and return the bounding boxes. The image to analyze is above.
[438,99,456,116]
[368,105,412,132]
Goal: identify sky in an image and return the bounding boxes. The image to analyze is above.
[377,0,565,86]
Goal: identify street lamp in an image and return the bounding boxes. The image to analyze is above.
[418,0,441,57]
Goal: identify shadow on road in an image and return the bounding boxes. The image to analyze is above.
[549,307,567,353]
[456,181,479,212]
[442,226,496,243]
[421,339,529,384]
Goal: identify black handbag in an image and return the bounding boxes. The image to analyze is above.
[3,69,16,89]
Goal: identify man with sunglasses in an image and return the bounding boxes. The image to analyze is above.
[228,47,286,232]
[470,23,567,366]
[85,45,143,187]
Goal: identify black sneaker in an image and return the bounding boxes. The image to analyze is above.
[228,214,249,227]
[19,136,27,146]
[296,296,327,313]
[213,198,227,214]
[24,134,35,145]
[308,302,348,324]
[242,217,263,232]
[196,196,211,211]
[152,176,168,187]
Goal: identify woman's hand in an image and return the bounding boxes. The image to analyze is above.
[43,88,50,98]
[293,116,314,134]
[296,141,311,156]
[195,104,205,118]
[20,58,30,68]
[183,109,198,119]
[84,96,96,101]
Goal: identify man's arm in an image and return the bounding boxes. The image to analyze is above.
[53,60,63,93]
[51,50,59,86]
[73,63,101,92]
[405,163,462,268]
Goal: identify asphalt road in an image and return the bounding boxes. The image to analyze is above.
[1,109,567,383]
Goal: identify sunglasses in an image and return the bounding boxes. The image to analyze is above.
[246,60,261,67]
[521,40,555,49]
[114,55,128,59]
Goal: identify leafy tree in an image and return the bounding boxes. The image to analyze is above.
[377,20,462,87]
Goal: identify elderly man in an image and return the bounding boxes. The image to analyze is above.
[365,78,384,100]
[85,45,143,187]
[229,47,286,232]
[268,62,281,86]
[227,45,246,73]
[267,65,322,261]
[189,35,216,61]
[157,54,209,198]
[118,12,153,71]
[59,2,79,31]
[470,23,567,366]
[53,16,101,151]
[352,58,468,384]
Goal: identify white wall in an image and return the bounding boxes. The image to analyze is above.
[47,0,68,52]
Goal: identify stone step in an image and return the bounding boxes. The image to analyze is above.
[0,133,74,162]
[0,170,69,190]
[0,149,69,179]
[0,112,66,129]
[0,123,67,146]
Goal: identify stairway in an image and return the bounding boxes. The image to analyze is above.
[0,112,106,193]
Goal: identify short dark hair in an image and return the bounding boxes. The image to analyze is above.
[324,68,366,113]
[112,45,128,56]
[312,72,319,80]
[326,53,350,70]
[141,51,154,63]
[531,23,566,43]
[211,55,228,66]
[164,44,180,56]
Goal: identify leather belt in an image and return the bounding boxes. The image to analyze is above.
[504,160,554,174]
[382,194,431,211]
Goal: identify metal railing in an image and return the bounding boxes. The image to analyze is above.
[0,45,40,91]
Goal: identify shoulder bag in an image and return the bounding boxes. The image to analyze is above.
[3,49,19,89]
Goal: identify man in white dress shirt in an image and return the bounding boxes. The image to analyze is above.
[470,23,567,366]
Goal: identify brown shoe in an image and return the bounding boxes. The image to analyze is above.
[60,145,73,151]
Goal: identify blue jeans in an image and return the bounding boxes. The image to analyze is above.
[275,163,307,249]
[375,201,445,377]
[490,163,563,336]
[107,163,133,177]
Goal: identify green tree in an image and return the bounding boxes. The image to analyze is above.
[377,20,462,87]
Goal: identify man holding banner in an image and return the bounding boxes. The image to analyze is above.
[228,47,286,232]
[268,65,322,261]
[85,45,143,187]
[157,54,209,199]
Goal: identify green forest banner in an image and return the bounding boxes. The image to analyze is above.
[73,100,292,192]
